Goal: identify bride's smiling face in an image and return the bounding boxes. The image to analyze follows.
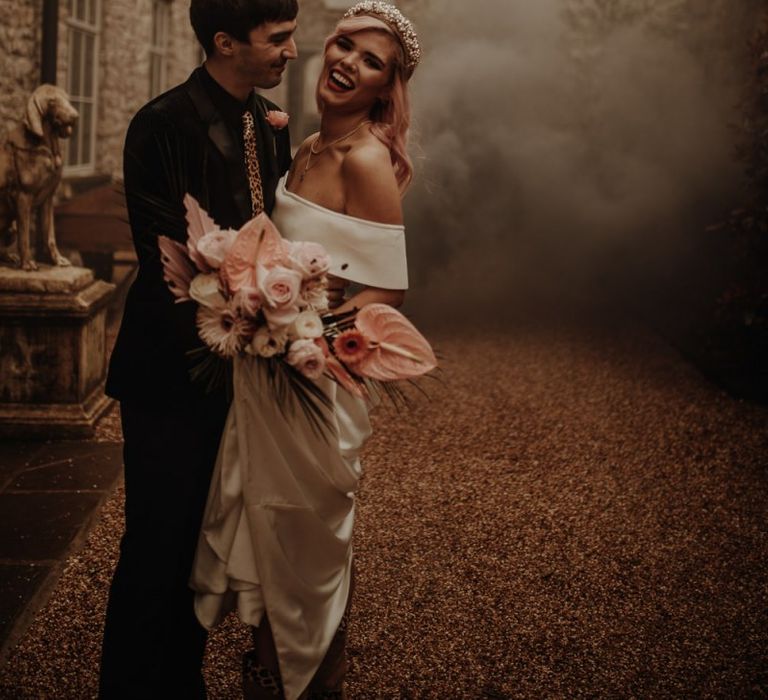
[318,29,398,113]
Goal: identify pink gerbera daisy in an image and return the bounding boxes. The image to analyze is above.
[332,329,371,365]
[196,304,252,357]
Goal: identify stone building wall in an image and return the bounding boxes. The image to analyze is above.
[0,0,43,135]
[58,0,200,179]
[167,0,202,87]
[90,0,199,178]
[94,0,150,177]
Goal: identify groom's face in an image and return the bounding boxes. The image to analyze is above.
[233,19,298,89]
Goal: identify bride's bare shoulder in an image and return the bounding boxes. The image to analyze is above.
[342,132,392,172]
[342,133,402,224]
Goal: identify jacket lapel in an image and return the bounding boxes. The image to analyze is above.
[185,69,252,224]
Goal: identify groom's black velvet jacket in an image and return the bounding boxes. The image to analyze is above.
[106,67,292,403]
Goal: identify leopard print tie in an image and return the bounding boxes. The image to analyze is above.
[242,110,265,217]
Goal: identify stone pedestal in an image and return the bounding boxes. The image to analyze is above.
[0,266,115,438]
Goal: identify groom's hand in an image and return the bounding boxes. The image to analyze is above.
[327,275,350,310]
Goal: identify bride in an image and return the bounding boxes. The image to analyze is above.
[189,3,421,698]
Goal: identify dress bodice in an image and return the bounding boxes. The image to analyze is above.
[271,175,408,290]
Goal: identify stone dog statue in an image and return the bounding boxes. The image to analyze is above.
[0,84,79,271]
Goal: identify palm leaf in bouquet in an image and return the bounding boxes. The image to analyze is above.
[264,356,335,440]
[187,345,232,398]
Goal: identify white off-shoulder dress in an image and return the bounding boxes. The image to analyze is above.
[189,175,408,700]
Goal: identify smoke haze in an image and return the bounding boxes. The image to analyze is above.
[404,0,757,320]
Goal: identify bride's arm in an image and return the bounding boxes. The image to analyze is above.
[333,284,405,314]
[333,142,406,314]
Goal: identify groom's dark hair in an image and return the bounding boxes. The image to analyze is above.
[190,0,298,56]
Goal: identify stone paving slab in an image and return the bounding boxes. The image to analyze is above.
[12,448,123,491]
[20,441,123,470]
[0,443,45,490]
[0,492,106,560]
[0,565,51,642]
[0,440,122,662]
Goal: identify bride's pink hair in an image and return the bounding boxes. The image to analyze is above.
[318,15,413,193]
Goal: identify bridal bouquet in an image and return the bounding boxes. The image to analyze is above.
[158,196,436,428]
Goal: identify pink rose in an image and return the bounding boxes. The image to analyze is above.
[257,264,302,308]
[257,263,302,328]
[266,110,289,129]
[286,338,326,380]
[196,229,238,269]
[288,241,331,279]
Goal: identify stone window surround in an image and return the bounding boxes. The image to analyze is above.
[149,0,172,99]
[64,0,101,176]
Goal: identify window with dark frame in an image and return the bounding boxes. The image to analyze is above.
[65,0,100,172]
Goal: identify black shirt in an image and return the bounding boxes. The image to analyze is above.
[198,65,254,150]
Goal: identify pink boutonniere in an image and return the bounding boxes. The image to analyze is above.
[265,110,289,130]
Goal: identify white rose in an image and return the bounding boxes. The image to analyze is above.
[290,310,324,340]
[286,338,326,380]
[189,273,226,308]
[246,325,287,358]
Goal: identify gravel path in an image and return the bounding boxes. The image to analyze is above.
[1,318,766,698]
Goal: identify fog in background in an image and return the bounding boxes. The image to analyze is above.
[403,0,759,321]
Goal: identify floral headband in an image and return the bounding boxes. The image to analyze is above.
[342,1,421,77]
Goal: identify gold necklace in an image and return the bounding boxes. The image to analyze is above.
[300,120,372,183]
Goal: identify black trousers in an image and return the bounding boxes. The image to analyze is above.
[99,391,229,699]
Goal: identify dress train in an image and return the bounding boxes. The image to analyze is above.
[190,357,371,699]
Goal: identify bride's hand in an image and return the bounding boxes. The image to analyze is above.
[327,275,350,309]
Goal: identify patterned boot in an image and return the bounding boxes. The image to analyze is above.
[242,648,284,699]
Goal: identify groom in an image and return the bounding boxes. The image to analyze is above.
[100,1,300,697]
